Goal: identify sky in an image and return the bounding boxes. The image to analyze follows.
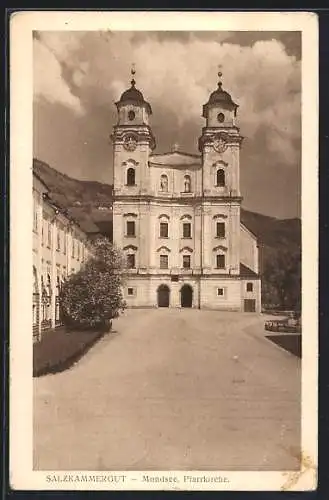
[33,31,301,219]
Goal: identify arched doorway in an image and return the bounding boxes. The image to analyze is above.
[157,284,170,308]
[180,284,193,308]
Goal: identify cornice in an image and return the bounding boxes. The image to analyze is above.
[198,128,243,151]
[111,127,156,151]
[122,271,261,280]
[114,194,243,204]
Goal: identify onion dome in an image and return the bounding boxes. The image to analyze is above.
[119,84,145,104]
[203,70,238,117]
[116,65,152,115]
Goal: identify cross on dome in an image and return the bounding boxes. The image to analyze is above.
[117,64,153,116]
[172,143,179,152]
[217,65,223,87]
[131,63,136,87]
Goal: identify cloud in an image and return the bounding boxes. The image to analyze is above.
[44,32,300,162]
[33,36,84,115]
[33,31,301,218]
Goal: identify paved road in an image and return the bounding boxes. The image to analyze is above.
[33,309,301,471]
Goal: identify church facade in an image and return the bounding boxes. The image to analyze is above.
[111,72,261,312]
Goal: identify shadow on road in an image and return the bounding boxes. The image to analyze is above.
[266,334,301,358]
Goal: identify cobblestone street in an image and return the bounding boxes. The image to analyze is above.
[33,309,301,471]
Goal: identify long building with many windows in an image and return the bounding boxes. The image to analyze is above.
[32,167,92,341]
[112,71,262,311]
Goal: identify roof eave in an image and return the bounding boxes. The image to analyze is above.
[115,99,152,115]
[202,101,239,118]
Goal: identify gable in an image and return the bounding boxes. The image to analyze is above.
[149,151,201,168]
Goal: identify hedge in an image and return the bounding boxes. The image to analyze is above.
[33,326,108,377]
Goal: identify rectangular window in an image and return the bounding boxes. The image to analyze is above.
[160,254,168,269]
[57,230,61,251]
[41,224,44,246]
[217,288,224,296]
[77,242,80,261]
[216,254,225,269]
[160,222,168,238]
[246,282,253,292]
[127,254,135,269]
[72,239,75,258]
[183,223,191,238]
[127,287,134,296]
[183,255,191,269]
[216,222,225,238]
[63,231,67,255]
[126,221,135,237]
[47,222,52,248]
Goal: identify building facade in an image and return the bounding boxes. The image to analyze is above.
[33,169,91,341]
[112,72,261,312]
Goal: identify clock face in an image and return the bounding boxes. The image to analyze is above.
[213,136,227,153]
[123,134,137,151]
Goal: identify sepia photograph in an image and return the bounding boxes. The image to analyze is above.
[9,11,318,491]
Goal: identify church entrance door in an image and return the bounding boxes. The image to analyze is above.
[180,284,193,308]
[157,285,170,308]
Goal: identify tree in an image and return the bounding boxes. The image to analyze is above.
[262,244,301,311]
[60,237,126,331]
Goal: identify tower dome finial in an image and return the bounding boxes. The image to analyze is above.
[131,63,136,87]
[217,65,223,88]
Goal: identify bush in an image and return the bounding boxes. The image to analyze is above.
[60,237,126,331]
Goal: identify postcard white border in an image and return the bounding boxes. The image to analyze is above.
[9,10,318,491]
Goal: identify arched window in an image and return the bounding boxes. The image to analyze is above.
[127,168,135,186]
[216,169,225,187]
[216,222,225,238]
[158,214,170,238]
[216,254,225,269]
[184,175,191,193]
[159,221,169,238]
[47,274,52,297]
[160,174,168,192]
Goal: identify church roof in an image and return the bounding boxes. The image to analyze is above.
[149,151,201,167]
[119,86,145,104]
[240,263,259,278]
[207,83,237,108]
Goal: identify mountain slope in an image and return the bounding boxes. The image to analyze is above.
[34,158,113,235]
[240,209,300,250]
